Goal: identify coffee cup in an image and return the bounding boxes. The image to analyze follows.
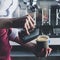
[36,35,49,57]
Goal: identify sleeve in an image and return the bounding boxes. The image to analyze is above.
[9,28,21,40]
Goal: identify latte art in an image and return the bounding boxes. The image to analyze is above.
[36,35,49,42]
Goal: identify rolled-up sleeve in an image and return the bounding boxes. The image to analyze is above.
[9,28,21,40]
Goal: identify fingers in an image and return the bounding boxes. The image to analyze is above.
[26,15,35,28]
[45,49,48,57]
[24,19,30,35]
[45,48,52,57]
[26,19,30,29]
[40,48,52,57]
[28,15,35,25]
[24,15,35,35]
[41,48,49,57]
[48,48,52,55]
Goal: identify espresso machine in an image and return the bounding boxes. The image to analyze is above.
[10,0,60,58]
[38,0,60,46]
[18,0,60,45]
[50,0,60,37]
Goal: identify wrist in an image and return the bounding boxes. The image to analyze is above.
[12,18,25,28]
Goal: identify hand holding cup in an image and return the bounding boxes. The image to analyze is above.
[35,35,52,57]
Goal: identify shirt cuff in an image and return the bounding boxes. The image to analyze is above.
[10,28,21,39]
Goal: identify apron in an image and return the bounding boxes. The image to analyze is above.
[0,0,18,60]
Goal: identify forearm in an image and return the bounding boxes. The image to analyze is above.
[0,18,25,28]
[10,36,36,49]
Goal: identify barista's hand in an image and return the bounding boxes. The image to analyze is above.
[38,47,52,57]
[32,46,52,57]
[10,36,52,57]
[21,42,52,57]
[23,15,35,35]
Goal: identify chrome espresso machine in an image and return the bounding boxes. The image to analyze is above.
[18,0,60,46]
[10,0,60,46]
[10,0,60,58]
